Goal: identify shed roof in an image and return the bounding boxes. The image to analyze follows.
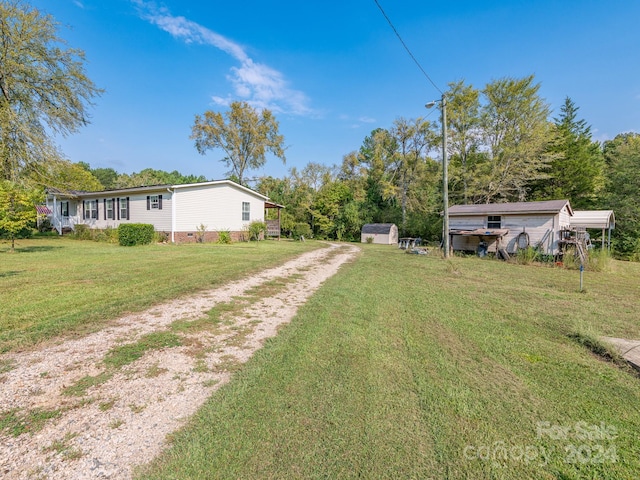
[448,199,572,216]
[570,210,615,229]
[361,223,396,234]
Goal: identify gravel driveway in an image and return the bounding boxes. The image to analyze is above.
[0,243,359,479]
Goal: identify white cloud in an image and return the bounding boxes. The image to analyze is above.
[358,116,376,123]
[133,1,311,115]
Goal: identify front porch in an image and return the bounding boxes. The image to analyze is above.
[264,201,284,239]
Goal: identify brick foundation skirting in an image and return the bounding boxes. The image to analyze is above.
[172,230,248,244]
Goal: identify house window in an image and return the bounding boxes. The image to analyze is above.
[106,199,114,220]
[242,202,250,221]
[147,194,162,210]
[61,201,69,217]
[487,215,501,229]
[84,200,98,219]
[119,197,129,220]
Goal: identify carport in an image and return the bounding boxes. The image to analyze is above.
[570,210,615,250]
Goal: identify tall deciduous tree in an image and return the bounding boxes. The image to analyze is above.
[191,101,286,186]
[0,1,102,182]
[28,159,103,191]
[389,117,437,235]
[444,80,483,204]
[481,75,554,202]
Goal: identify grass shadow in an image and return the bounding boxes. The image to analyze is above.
[0,271,25,278]
[12,245,63,253]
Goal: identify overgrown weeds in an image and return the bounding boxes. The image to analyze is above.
[514,246,539,265]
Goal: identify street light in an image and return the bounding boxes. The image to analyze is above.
[425,94,449,258]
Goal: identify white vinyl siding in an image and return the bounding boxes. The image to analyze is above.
[72,193,171,231]
[559,205,572,228]
[174,184,265,232]
[450,213,559,255]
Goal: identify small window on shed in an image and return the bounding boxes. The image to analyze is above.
[487,215,501,229]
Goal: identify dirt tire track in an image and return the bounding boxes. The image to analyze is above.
[0,243,360,479]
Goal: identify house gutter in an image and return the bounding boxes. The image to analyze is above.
[167,187,175,243]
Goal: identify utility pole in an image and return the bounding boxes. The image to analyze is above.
[426,95,450,257]
[441,95,449,258]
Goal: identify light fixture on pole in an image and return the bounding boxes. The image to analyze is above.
[425,95,449,258]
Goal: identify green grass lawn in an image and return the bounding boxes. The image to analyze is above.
[0,236,319,353]
[137,246,640,479]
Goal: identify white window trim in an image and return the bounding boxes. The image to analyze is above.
[119,197,128,220]
[85,200,97,219]
[106,199,114,219]
[242,202,250,221]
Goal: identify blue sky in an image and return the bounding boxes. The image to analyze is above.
[30,0,640,182]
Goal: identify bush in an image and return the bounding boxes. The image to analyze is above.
[293,222,312,240]
[72,224,92,240]
[154,231,169,243]
[118,223,155,246]
[248,221,267,241]
[104,226,119,244]
[37,217,53,233]
[217,230,232,244]
[365,236,374,244]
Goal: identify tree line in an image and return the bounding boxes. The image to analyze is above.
[1,2,638,259]
[251,78,639,260]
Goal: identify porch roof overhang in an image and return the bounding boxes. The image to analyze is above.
[264,201,285,209]
[449,228,510,237]
[36,205,52,215]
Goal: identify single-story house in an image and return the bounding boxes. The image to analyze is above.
[448,199,574,256]
[361,223,399,245]
[44,179,282,243]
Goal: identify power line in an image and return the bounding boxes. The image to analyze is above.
[373,0,443,95]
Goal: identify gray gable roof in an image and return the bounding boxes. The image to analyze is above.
[46,180,270,201]
[448,200,572,216]
[362,223,396,234]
